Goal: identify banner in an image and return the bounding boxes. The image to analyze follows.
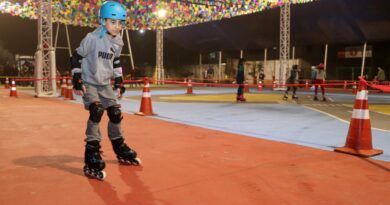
[337,46,372,58]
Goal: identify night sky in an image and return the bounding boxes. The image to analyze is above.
[1,0,390,74]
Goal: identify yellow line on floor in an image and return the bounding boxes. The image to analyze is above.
[159,93,283,102]
[369,105,390,115]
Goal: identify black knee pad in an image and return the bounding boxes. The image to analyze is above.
[107,105,123,124]
[88,102,105,123]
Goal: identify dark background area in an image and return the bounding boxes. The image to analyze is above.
[1,0,390,79]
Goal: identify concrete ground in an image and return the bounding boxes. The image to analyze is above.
[0,87,389,205]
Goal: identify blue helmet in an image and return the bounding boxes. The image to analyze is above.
[99,1,127,25]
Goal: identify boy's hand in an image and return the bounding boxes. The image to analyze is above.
[74,85,86,96]
[114,77,125,99]
[72,72,84,95]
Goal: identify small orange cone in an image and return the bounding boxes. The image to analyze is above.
[63,81,69,99]
[335,78,383,157]
[60,77,67,97]
[136,78,156,116]
[9,80,18,97]
[64,79,74,100]
[272,80,277,91]
[5,77,10,89]
[186,79,193,94]
[258,81,263,92]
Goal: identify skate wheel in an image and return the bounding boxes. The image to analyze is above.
[84,167,106,180]
[97,171,106,180]
[132,158,141,165]
[118,158,141,165]
[119,158,131,165]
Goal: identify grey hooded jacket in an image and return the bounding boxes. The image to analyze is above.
[73,27,124,86]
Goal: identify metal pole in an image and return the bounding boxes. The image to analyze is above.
[324,44,328,70]
[199,53,202,80]
[125,29,134,70]
[65,24,72,57]
[264,48,267,78]
[361,42,367,77]
[54,22,59,49]
[35,0,56,96]
[155,29,164,84]
[279,3,290,89]
[219,51,222,81]
[292,46,295,60]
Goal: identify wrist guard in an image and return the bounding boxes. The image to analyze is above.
[72,73,83,90]
[114,77,125,94]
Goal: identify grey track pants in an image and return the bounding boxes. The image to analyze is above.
[82,83,123,142]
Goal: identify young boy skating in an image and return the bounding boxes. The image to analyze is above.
[70,1,140,180]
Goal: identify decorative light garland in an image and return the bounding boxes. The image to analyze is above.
[0,0,314,30]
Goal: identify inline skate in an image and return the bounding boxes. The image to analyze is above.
[84,141,106,180]
[111,138,141,165]
[236,94,246,102]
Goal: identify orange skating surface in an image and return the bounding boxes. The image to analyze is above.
[0,89,389,205]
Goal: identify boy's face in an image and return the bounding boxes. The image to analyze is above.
[105,19,125,36]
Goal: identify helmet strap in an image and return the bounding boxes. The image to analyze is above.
[99,26,107,38]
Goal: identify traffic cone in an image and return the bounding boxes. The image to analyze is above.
[305,80,309,90]
[186,79,193,94]
[352,81,357,94]
[9,80,17,97]
[64,79,74,100]
[335,78,383,157]
[136,78,156,116]
[272,80,277,91]
[4,77,10,89]
[258,81,263,92]
[60,77,67,97]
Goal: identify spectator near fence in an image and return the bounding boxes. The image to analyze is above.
[374,66,386,84]
[313,63,327,101]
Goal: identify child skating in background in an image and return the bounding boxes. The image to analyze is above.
[283,64,300,100]
[71,1,140,180]
[236,58,246,102]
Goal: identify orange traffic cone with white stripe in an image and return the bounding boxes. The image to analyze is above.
[64,79,74,100]
[4,77,10,89]
[335,77,383,157]
[60,77,67,97]
[272,80,277,91]
[9,80,17,97]
[136,78,156,116]
[186,79,193,94]
[258,81,263,92]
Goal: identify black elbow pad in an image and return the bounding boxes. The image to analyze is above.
[70,51,83,69]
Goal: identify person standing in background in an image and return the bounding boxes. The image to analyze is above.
[236,58,246,102]
[313,63,326,101]
[374,66,386,84]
